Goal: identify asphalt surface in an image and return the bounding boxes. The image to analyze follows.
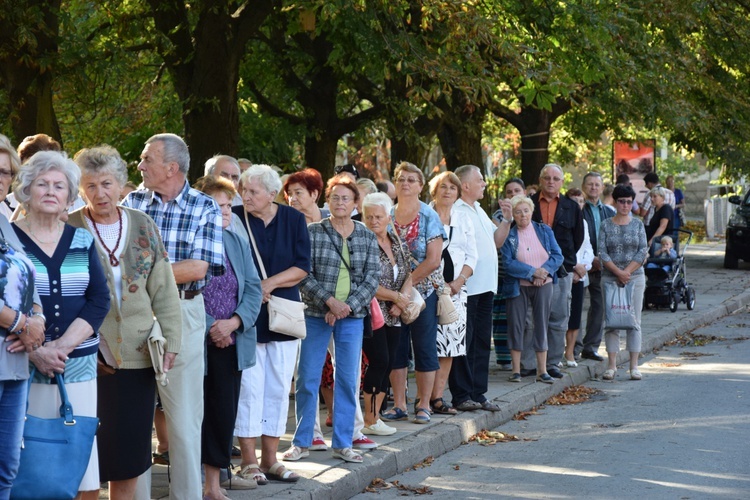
[137,240,750,499]
[351,307,750,499]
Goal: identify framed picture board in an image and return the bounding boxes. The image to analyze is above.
[613,140,656,204]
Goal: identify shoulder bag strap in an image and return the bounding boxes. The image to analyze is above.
[244,211,268,280]
[321,223,352,273]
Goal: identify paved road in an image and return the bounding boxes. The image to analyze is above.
[353,308,750,499]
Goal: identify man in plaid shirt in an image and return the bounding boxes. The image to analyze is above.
[123,133,224,499]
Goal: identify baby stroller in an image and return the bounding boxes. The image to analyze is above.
[644,229,696,312]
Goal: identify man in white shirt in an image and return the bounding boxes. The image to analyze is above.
[449,165,511,412]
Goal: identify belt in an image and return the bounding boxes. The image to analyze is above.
[178,289,203,300]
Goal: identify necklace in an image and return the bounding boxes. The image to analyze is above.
[87,207,123,266]
[26,219,62,245]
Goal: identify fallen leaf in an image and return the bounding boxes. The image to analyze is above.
[680,351,715,358]
[469,429,520,445]
[546,385,601,405]
[513,406,541,420]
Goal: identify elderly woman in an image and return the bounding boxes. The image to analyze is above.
[500,195,563,384]
[0,135,45,497]
[284,168,330,224]
[646,186,674,248]
[361,192,412,435]
[492,178,526,368]
[193,176,262,498]
[599,184,648,381]
[233,165,310,485]
[285,175,379,464]
[12,151,110,499]
[427,172,476,414]
[382,161,445,425]
[68,145,182,499]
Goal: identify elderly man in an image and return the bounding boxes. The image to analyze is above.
[524,163,584,379]
[124,133,226,499]
[639,172,675,225]
[205,154,243,207]
[238,157,252,172]
[376,180,397,201]
[576,172,615,361]
[449,165,512,411]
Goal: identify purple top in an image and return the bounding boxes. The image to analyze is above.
[204,252,239,345]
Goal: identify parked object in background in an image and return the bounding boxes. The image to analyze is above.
[724,191,750,269]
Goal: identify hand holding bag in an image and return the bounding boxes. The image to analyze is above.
[604,280,637,330]
[11,370,99,500]
[245,211,307,339]
[400,288,425,324]
[436,285,459,325]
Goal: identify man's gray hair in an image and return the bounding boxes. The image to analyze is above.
[362,192,393,215]
[13,150,81,209]
[540,163,563,179]
[356,178,378,195]
[204,154,240,176]
[241,164,282,195]
[146,133,190,174]
[454,164,479,182]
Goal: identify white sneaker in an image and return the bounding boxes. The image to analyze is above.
[362,419,397,436]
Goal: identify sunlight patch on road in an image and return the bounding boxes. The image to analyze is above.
[492,462,609,478]
[633,478,746,495]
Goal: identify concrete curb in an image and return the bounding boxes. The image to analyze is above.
[290,290,750,499]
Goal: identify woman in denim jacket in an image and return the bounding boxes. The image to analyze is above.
[500,195,563,384]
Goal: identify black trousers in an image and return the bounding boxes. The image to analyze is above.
[201,344,242,468]
[448,291,493,406]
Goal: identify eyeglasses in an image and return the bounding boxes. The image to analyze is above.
[396,177,420,184]
[329,195,353,204]
[0,169,13,179]
[616,199,633,205]
[541,176,563,182]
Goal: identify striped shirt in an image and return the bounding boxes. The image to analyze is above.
[122,180,224,290]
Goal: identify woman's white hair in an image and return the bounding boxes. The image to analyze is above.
[240,164,282,195]
[362,192,393,215]
[13,150,81,210]
[510,194,535,212]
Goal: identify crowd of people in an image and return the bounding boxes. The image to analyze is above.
[0,130,683,499]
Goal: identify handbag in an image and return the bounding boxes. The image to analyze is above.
[245,211,306,339]
[437,286,459,325]
[370,297,385,330]
[603,280,637,330]
[400,287,425,324]
[11,370,99,500]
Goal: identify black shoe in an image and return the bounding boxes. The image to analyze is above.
[547,367,564,379]
[520,368,537,377]
[581,351,604,362]
[231,445,242,457]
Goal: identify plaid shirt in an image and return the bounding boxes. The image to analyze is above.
[122,181,224,291]
[301,219,380,318]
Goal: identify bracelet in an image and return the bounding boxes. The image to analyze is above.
[9,310,21,332]
[459,274,469,282]
[31,311,46,324]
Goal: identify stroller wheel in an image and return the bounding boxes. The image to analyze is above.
[686,287,696,310]
[670,293,679,313]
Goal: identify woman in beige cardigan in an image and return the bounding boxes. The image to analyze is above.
[69,145,182,500]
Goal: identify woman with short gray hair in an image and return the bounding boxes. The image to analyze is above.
[12,150,110,498]
[69,145,182,499]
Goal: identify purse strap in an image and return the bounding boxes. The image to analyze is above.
[27,368,74,423]
[244,211,269,280]
[321,223,353,273]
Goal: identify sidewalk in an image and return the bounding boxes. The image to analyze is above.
[147,241,750,499]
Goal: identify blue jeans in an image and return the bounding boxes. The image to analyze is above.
[294,316,363,450]
[0,379,27,499]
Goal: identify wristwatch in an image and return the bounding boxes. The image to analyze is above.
[30,311,46,323]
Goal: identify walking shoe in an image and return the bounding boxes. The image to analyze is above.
[508,373,522,382]
[362,419,397,436]
[310,437,328,451]
[220,473,257,490]
[581,351,604,361]
[536,373,554,384]
[352,435,378,449]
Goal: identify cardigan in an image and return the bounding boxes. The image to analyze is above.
[500,221,564,299]
[301,218,380,318]
[69,208,182,368]
[205,229,262,371]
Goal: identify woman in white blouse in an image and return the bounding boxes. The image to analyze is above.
[427,172,477,414]
[563,189,594,367]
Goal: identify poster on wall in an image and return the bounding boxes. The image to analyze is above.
[613,140,655,204]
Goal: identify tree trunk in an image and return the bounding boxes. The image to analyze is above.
[0,0,62,144]
[304,134,338,182]
[437,91,486,171]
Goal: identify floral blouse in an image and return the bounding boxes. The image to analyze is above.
[376,233,411,327]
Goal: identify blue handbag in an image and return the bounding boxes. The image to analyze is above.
[10,370,99,500]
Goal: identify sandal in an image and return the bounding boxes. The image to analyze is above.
[238,464,268,485]
[413,407,431,424]
[281,445,309,462]
[264,462,300,483]
[429,398,457,415]
[381,407,408,421]
[332,447,363,463]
